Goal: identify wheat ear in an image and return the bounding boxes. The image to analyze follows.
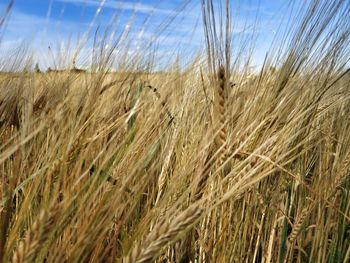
[215,66,228,163]
[124,204,203,263]
[12,207,57,263]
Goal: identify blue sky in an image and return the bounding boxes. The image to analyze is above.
[0,0,290,70]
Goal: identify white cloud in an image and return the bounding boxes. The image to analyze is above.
[0,7,86,70]
[55,0,175,15]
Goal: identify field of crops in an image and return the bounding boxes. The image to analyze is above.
[0,0,349,262]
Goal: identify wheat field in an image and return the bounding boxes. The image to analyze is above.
[0,0,350,262]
